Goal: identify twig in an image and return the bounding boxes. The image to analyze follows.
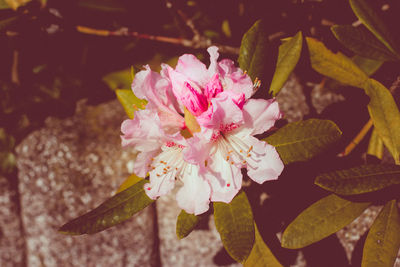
[11,50,20,85]
[76,25,240,54]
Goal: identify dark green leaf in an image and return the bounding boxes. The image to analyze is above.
[238,20,270,83]
[362,200,400,267]
[214,191,255,263]
[264,119,342,164]
[0,16,18,31]
[363,79,400,164]
[115,89,147,119]
[352,55,383,76]
[306,37,369,88]
[331,25,397,61]
[244,224,283,267]
[349,0,400,57]
[59,179,153,235]
[176,210,200,239]
[315,164,400,195]
[282,194,370,249]
[269,31,303,96]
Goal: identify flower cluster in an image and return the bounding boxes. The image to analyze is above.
[121,47,284,215]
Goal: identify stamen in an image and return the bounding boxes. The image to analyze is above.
[147,187,151,190]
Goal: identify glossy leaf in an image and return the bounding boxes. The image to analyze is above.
[367,128,384,159]
[244,224,283,267]
[363,79,400,164]
[238,20,270,83]
[362,200,400,267]
[214,191,255,263]
[282,194,370,249]
[315,164,400,195]
[116,173,143,193]
[306,37,369,88]
[115,89,147,119]
[264,119,342,164]
[102,68,132,91]
[331,25,397,62]
[269,31,303,96]
[349,0,400,56]
[59,179,153,235]
[352,55,383,76]
[176,210,200,239]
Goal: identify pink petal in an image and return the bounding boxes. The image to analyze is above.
[242,99,282,135]
[175,54,209,87]
[176,167,211,215]
[183,135,212,166]
[204,73,223,100]
[207,46,220,75]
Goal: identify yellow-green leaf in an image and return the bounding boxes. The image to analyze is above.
[269,31,303,96]
[0,0,11,10]
[315,164,400,195]
[367,128,384,159]
[176,210,200,239]
[363,79,400,164]
[59,179,153,235]
[349,0,400,57]
[184,107,200,134]
[116,173,143,193]
[306,37,369,88]
[115,89,147,119]
[331,25,397,62]
[264,119,342,164]
[362,200,400,267]
[214,191,255,263]
[244,224,283,267]
[282,194,370,249]
[352,55,383,76]
[102,68,133,91]
[238,20,271,83]
[4,0,31,10]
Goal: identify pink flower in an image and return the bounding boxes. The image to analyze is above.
[121,46,284,214]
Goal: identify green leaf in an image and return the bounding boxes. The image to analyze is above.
[352,55,383,76]
[244,224,283,267]
[115,89,147,119]
[264,119,342,165]
[4,0,31,10]
[282,194,370,249]
[363,79,400,164]
[315,164,400,195]
[269,31,303,96]
[362,200,400,267]
[306,37,369,88]
[176,210,200,239]
[331,25,397,62]
[349,0,400,57]
[59,179,154,235]
[116,173,143,193]
[367,128,384,159]
[238,20,270,83]
[214,191,255,263]
[102,68,132,91]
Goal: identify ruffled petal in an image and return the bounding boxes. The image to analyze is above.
[242,136,284,183]
[207,149,242,203]
[207,46,220,75]
[242,98,282,136]
[175,54,209,87]
[176,166,211,215]
[183,135,212,167]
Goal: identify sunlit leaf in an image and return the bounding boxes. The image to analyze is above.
[306,37,369,88]
[269,31,303,96]
[363,79,400,164]
[282,194,370,249]
[349,0,400,57]
[238,20,271,83]
[102,68,132,91]
[367,128,384,159]
[176,210,200,239]
[264,119,342,164]
[331,25,397,61]
[362,200,400,267]
[244,224,283,267]
[116,173,143,193]
[315,164,400,195]
[59,179,153,235]
[214,191,255,263]
[115,89,147,119]
[0,0,10,9]
[4,0,31,10]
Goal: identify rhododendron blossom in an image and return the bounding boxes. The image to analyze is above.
[121,46,284,215]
